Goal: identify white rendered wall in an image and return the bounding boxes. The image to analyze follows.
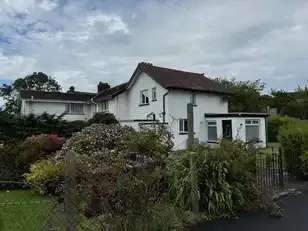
[203,117,267,148]
[125,72,168,121]
[21,100,92,121]
[167,89,228,150]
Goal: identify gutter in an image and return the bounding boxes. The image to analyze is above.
[162,92,168,123]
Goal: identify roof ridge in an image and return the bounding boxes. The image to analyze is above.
[19,89,95,94]
[140,62,205,77]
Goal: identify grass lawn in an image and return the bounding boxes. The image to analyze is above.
[0,190,55,231]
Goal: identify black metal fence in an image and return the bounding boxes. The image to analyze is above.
[256,146,298,192]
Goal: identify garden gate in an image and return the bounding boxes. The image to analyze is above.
[256,146,299,192]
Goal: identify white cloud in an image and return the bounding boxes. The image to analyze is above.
[0,52,38,79]
[86,13,130,34]
[37,0,59,11]
[0,0,307,93]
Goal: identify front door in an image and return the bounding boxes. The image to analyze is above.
[222,120,232,139]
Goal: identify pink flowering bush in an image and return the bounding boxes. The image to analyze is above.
[27,134,65,153]
[17,134,65,174]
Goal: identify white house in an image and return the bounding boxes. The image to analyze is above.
[20,87,97,121]
[20,62,268,149]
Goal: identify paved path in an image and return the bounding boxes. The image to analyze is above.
[193,190,308,231]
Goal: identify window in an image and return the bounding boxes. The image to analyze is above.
[179,119,188,134]
[152,87,157,101]
[65,104,70,113]
[97,101,108,112]
[207,120,217,142]
[67,103,83,114]
[140,89,149,105]
[245,119,260,142]
[102,101,108,111]
[190,93,196,105]
[71,103,84,114]
[65,103,84,115]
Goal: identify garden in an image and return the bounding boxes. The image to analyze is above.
[0,112,308,230]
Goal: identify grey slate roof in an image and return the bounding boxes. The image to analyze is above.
[93,82,128,102]
[20,63,232,103]
[129,62,233,95]
[20,90,96,101]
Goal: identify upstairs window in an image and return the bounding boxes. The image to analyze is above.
[207,120,217,142]
[179,118,188,134]
[65,103,84,115]
[245,119,260,142]
[152,87,157,101]
[140,89,149,105]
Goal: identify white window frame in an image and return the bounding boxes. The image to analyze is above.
[140,89,149,105]
[245,119,260,142]
[152,87,157,101]
[207,120,218,142]
[179,118,188,134]
[101,101,109,112]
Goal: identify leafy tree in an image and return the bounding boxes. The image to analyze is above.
[271,86,308,119]
[214,78,266,112]
[1,72,61,114]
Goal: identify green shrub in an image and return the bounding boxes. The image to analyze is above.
[87,112,118,125]
[53,124,176,229]
[0,140,20,182]
[0,133,65,189]
[267,115,296,142]
[278,121,308,178]
[24,160,64,195]
[168,140,258,218]
[125,129,173,161]
[0,112,87,141]
[301,151,308,178]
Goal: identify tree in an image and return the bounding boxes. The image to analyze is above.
[214,78,266,112]
[1,72,61,114]
[271,86,308,119]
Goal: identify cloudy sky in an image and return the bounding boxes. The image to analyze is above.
[0,0,307,97]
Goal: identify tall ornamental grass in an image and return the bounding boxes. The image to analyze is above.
[168,141,259,219]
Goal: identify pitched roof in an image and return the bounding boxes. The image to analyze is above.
[129,62,232,95]
[20,90,96,101]
[93,82,128,102]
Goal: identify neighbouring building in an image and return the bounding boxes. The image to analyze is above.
[20,62,268,149]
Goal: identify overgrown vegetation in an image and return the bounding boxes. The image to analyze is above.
[24,160,64,195]
[87,112,118,125]
[213,78,266,112]
[267,115,296,142]
[278,119,308,178]
[0,112,87,141]
[271,86,308,119]
[168,141,261,219]
[51,124,180,230]
[213,78,308,120]
[0,133,65,187]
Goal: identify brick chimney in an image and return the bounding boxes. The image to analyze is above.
[97,82,110,93]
